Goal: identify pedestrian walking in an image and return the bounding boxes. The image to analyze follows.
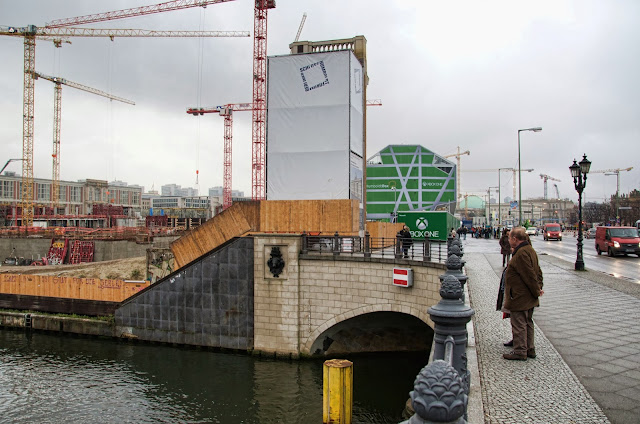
[499,229,511,267]
[503,227,544,361]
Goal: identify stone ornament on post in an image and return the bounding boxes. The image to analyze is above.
[404,360,468,424]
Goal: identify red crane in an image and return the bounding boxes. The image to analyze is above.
[251,0,276,200]
[187,103,253,210]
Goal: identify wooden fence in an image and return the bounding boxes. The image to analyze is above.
[366,221,404,240]
[171,199,360,268]
[0,274,149,303]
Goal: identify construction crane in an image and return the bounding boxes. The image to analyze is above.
[444,147,470,201]
[590,167,633,196]
[187,103,253,210]
[539,174,561,199]
[553,183,561,199]
[252,0,277,200]
[294,12,307,42]
[187,100,382,210]
[48,0,276,201]
[2,2,249,227]
[32,71,135,210]
[463,168,534,200]
[0,159,25,175]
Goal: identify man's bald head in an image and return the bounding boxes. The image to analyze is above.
[510,227,527,241]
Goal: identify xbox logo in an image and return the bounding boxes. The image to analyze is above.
[416,217,428,230]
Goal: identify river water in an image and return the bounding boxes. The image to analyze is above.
[0,328,428,423]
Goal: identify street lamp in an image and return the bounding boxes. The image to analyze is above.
[518,127,542,225]
[570,154,591,271]
[487,186,498,226]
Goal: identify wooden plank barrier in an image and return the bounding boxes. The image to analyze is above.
[171,199,360,268]
[366,221,404,240]
[0,274,149,303]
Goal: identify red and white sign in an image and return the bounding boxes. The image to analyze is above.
[393,267,413,287]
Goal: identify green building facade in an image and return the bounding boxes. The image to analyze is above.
[366,145,457,220]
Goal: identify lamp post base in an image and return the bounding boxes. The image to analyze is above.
[574,260,585,271]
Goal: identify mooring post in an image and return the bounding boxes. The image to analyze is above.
[323,359,353,424]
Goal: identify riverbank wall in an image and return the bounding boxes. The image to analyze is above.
[0,236,179,263]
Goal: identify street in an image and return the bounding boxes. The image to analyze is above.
[461,232,640,285]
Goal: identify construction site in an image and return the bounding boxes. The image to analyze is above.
[0,1,402,312]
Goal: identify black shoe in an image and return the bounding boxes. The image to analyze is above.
[527,348,536,358]
[503,340,513,347]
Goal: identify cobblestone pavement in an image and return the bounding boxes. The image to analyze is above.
[463,247,612,423]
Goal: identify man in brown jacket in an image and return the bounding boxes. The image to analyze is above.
[503,227,544,360]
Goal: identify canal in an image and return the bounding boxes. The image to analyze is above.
[0,328,429,423]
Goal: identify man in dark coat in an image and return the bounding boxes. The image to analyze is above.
[398,225,413,258]
[503,227,544,360]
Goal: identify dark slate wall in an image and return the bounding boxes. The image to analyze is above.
[115,237,254,350]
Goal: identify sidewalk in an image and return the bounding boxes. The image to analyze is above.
[463,243,640,423]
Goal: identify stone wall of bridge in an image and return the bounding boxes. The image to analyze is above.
[253,235,445,357]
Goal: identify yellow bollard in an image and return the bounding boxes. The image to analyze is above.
[323,359,353,424]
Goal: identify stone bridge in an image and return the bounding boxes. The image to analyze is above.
[115,234,445,357]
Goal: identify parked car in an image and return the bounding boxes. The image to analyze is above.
[585,228,597,239]
[543,223,562,241]
[525,227,538,236]
[595,226,640,257]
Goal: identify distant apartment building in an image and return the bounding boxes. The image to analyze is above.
[161,184,198,197]
[208,186,245,198]
[0,173,142,226]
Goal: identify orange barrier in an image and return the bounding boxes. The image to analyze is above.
[0,274,149,303]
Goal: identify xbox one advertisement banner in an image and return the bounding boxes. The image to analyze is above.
[397,211,460,241]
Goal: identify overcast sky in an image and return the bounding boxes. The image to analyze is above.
[1,0,638,205]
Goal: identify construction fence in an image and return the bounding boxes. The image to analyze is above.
[0,274,149,303]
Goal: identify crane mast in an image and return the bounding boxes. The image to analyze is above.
[187,103,253,210]
[539,174,561,199]
[32,71,135,210]
[444,147,470,201]
[252,0,276,200]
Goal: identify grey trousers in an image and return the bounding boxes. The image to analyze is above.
[510,308,535,355]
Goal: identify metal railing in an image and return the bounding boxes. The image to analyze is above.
[300,232,448,264]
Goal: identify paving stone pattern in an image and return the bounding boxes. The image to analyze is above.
[531,254,640,424]
[464,251,610,424]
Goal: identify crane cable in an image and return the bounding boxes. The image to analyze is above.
[194,7,207,191]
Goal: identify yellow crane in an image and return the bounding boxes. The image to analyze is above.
[0,22,249,226]
[32,71,135,211]
[444,147,470,201]
[539,174,561,199]
[590,167,633,196]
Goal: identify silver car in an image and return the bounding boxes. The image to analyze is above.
[525,227,538,236]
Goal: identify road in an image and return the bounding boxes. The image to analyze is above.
[462,232,640,285]
[532,231,640,284]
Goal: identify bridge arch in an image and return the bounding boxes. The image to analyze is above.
[303,304,434,356]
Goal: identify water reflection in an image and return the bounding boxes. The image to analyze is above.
[0,329,427,423]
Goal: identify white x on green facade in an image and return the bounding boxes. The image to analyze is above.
[366,145,457,220]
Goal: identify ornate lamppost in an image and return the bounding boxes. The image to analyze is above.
[570,154,591,271]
